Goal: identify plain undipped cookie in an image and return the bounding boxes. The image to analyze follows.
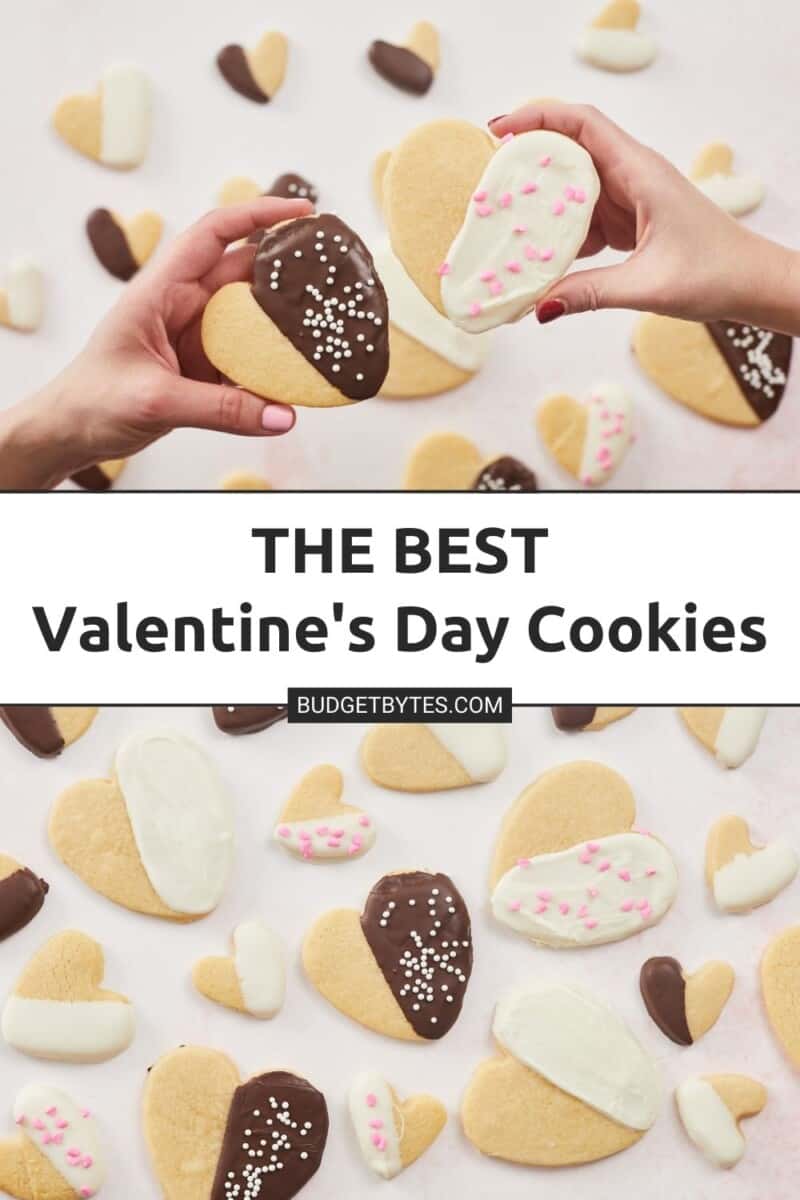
[361,723,507,791]
[761,926,800,1067]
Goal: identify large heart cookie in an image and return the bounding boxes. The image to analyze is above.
[679,707,767,767]
[640,956,734,1045]
[348,1071,446,1179]
[0,855,48,942]
[403,432,537,491]
[551,706,635,731]
[537,384,634,486]
[761,926,800,1068]
[303,871,472,1041]
[489,761,678,947]
[53,64,150,169]
[634,317,791,426]
[676,1074,766,1168]
[577,0,658,72]
[2,931,135,1063]
[273,765,375,862]
[690,143,765,217]
[49,729,234,922]
[144,1047,328,1200]
[202,214,389,407]
[0,259,44,333]
[462,980,660,1166]
[706,814,798,913]
[368,22,440,95]
[0,1084,105,1198]
[361,723,507,791]
[192,919,286,1019]
[217,32,289,104]
[0,707,97,759]
[86,209,162,281]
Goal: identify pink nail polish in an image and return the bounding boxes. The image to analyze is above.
[261,405,294,433]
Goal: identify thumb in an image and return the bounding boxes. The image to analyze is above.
[155,377,296,436]
[535,262,645,324]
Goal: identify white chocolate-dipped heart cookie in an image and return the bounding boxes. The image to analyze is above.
[368,22,440,96]
[490,761,677,948]
[361,723,507,791]
[86,209,162,281]
[676,1075,766,1168]
[192,919,286,1019]
[551,706,636,732]
[49,729,234,922]
[2,931,135,1063]
[640,956,735,1045]
[53,64,151,169]
[690,143,765,217]
[273,765,375,862]
[216,32,289,104]
[679,707,767,767]
[0,707,97,759]
[706,815,798,913]
[348,1071,446,1179]
[577,0,657,72]
[761,925,800,1067]
[0,1084,106,1198]
[462,980,660,1166]
[0,259,44,333]
[537,384,635,486]
[404,432,537,491]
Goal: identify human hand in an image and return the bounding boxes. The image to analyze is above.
[0,196,313,489]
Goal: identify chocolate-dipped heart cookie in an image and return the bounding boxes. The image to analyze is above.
[403,434,536,492]
[0,707,97,759]
[0,855,48,942]
[369,22,440,95]
[212,704,287,735]
[70,459,127,491]
[86,208,162,280]
[640,956,734,1045]
[551,706,636,732]
[216,32,288,104]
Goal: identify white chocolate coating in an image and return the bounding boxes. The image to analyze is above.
[578,384,635,485]
[714,707,767,767]
[577,28,657,72]
[14,1084,106,1195]
[2,996,135,1062]
[694,173,765,217]
[427,723,507,782]
[100,64,151,167]
[712,839,798,912]
[274,810,375,861]
[232,919,286,1018]
[5,257,44,331]
[348,1071,403,1179]
[676,1077,744,1168]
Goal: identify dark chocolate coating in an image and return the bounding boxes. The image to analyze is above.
[473,456,538,492]
[213,705,288,735]
[70,464,113,491]
[0,707,64,758]
[269,173,318,204]
[640,956,692,1046]
[706,320,792,422]
[86,208,139,281]
[217,45,269,103]
[368,40,434,95]
[551,706,598,731]
[0,867,49,941]
[211,1071,328,1200]
[361,871,472,1039]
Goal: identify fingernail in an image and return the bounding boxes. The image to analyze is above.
[537,299,567,325]
[488,114,508,126]
[261,404,295,433]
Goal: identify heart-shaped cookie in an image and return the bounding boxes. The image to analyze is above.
[303,871,472,1041]
[462,980,660,1166]
[577,0,658,72]
[219,173,318,209]
[53,64,151,168]
[489,761,678,947]
[144,1048,328,1200]
[0,707,97,759]
[216,32,288,103]
[0,856,48,942]
[537,384,635,486]
[192,919,286,1019]
[212,704,287,735]
[690,142,765,217]
[0,1084,105,1198]
[403,434,536,490]
[2,930,135,1063]
[706,814,798,913]
[761,925,800,1067]
[86,209,162,281]
[348,1071,446,1179]
[219,471,272,491]
[49,729,234,922]
[368,21,440,95]
[551,706,636,731]
[361,722,507,791]
[676,1075,766,1168]
[273,765,376,862]
[679,707,767,767]
[0,259,44,333]
[70,460,127,491]
[640,956,735,1045]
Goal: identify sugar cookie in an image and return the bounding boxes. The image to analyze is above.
[372,149,392,212]
[490,761,677,947]
[2,931,134,1063]
[404,433,537,491]
[192,919,286,1019]
[577,1,657,72]
[369,22,440,95]
[86,209,162,281]
[202,215,389,407]
[706,814,797,913]
[144,1047,328,1200]
[761,925,800,1067]
[219,171,318,208]
[551,706,635,732]
[49,729,234,922]
[679,707,767,767]
[676,1075,765,1168]
[348,1072,446,1179]
[634,316,791,426]
[690,143,765,217]
[0,855,48,942]
[212,704,286,734]
[303,870,472,1041]
[53,64,151,168]
[219,471,271,491]
[216,32,288,104]
[0,258,44,333]
[0,707,97,759]
[537,384,634,485]
[361,723,507,792]
[70,460,126,491]
[1,1084,106,1198]
[462,980,660,1166]
[273,765,375,862]
[640,956,734,1045]
[472,456,539,491]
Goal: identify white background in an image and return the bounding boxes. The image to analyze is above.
[1,705,799,1198]
[1,0,800,490]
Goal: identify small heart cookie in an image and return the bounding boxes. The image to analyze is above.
[404,433,536,491]
[537,384,634,486]
[348,1071,446,1179]
[361,723,507,791]
[2,931,135,1063]
[220,173,318,208]
[706,814,798,913]
[144,1047,328,1199]
[551,706,636,732]
[462,980,660,1166]
[53,64,151,168]
[212,704,286,734]
[303,871,473,1041]
[0,259,44,333]
[679,707,767,767]
[219,471,272,491]
[489,761,678,947]
[690,143,765,217]
[49,729,234,922]
[70,460,126,491]
[1,1084,106,1198]
[676,1075,766,1168]
[0,855,48,942]
[216,32,288,104]
[761,925,800,1067]
[192,919,286,1019]
[640,956,734,1045]
[86,209,162,281]
[369,22,440,95]
[0,707,97,759]
[274,765,376,862]
[577,1,657,72]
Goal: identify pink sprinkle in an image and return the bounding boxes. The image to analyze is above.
[479,269,496,282]
[366,1094,377,1107]
[301,842,313,860]
[587,842,600,853]
[316,825,329,836]
[574,188,586,203]
[505,261,522,273]
[42,1133,53,1145]
[347,840,361,855]
[636,898,650,911]
[33,1119,45,1131]
[632,826,652,837]
[368,1119,384,1130]
[579,849,593,864]
[645,867,657,877]
[513,224,528,234]
[332,828,344,838]
[372,1134,387,1150]
[581,475,593,485]
[536,889,552,901]
[621,899,634,912]
[539,247,554,261]
[501,132,515,143]
[597,859,611,873]
[640,905,652,920]
[436,262,451,277]
[46,1107,57,1117]
[523,243,538,261]
[326,838,341,848]
[499,191,513,208]
[596,448,612,464]
[277,825,291,838]
[298,829,312,841]
[15,1116,25,1127]
[68,1148,81,1158]
[618,869,631,882]
[508,899,521,912]
[81,1110,91,1119]
[52,1133,63,1146]
[535,901,549,914]
[517,857,531,868]
[476,203,494,218]
[521,181,538,194]
[584,918,598,930]
[564,185,576,200]
[489,280,504,296]
[359,815,370,827]
[539,154,552,166]
[600,408,610,419]
[559,902,570,915]
[473,190,488,202]
[577,904,589,918]
[469,302,482,317]
[80,1191,94,1199]
[587,886,599,899]
[552,200,565,216]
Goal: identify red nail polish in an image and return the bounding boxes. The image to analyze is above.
[488,114,508,126]
[537,299,566,325]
